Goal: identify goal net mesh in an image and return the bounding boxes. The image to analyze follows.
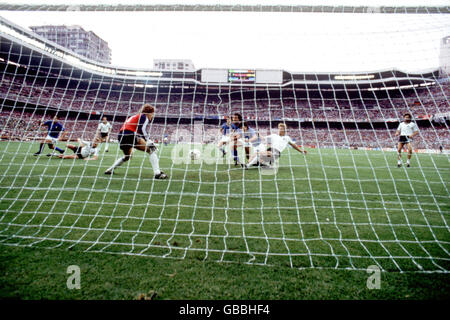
[0,3,449,272]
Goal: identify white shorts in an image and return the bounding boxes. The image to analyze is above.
[45,135,58,144]
[254,144,266,154]
[260,148,281,164]
[220,136,230,143]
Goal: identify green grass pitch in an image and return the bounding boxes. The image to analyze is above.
[0,141,449,299]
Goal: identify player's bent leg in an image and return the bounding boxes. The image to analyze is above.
[406,143,413,167]
[105,137,110,152]
[34,139,46,155]
[397,143,403,167]
[245,146,250,162]
[105,149,132,175]
[135,138,168,179]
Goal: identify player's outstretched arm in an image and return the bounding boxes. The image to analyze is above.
[59,130,67,141]
[248,135,258,144]
[76,138,85,147]
[289,141,307,154]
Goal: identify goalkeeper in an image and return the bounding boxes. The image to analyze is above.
[104,104,168,179]
[395,113,419,167]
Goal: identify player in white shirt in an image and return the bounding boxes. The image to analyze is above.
[56,138,99,161]
[395,113,419,167]
[96,117,112,152]
[244,123,307,169]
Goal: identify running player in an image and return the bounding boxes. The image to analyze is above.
[33,115,66,156]
[104,104,168,179]
[395,113,419,167]
[96,116,112,152]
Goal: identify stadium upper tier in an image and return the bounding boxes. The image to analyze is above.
[0,15,442,94]
[0,69,448,123]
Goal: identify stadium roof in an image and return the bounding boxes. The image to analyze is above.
[0,15,441,94]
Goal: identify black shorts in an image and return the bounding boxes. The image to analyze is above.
[399,136,410,144]
[118,130,139,152]
[73,146,84,159]
[100,132,108,138]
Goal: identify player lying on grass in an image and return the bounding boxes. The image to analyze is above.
[244,123,307,169]
[55,138,99,161]
[395,113,419,168]
[33,115,67,156]
[95,116,112,152]
[104,104,168,179]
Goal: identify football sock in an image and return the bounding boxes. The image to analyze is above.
[149,152,161,175]
[233,149,239,163]
[37,143,44,154]
[55,147,64,154]
[109,157,126,171]
[247,156,259,167]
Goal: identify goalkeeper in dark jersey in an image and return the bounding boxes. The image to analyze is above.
[104,104,168,179]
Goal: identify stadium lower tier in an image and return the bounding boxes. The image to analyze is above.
[0,109,448,150]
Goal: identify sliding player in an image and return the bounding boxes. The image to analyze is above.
[395,113,419,167]
[217,117,231,157]
[56,138,99,161]
[96,116,112,152]
[104,104,168,179]
[244,123,307,169]
[33,115,66,156]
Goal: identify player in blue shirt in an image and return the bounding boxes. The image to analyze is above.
[230,113,243,166]
[237,122,261,163]
[33,115,66,156]
[217,117,231,157]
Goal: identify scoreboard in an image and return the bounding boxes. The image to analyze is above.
[228,69,256,83]
[201,68,283,84]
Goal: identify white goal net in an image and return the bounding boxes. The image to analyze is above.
[0,2,449,273]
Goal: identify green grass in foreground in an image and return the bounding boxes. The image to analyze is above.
[0,141,449,299]
[1,245,449,300]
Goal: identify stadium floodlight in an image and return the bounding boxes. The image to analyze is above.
[0,2,448,275]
